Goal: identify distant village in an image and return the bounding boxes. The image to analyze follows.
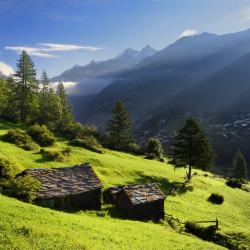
[135,112,250,148]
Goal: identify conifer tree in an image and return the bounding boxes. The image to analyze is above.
[56,81,73,131]
[231,148,248,180]
[14,50,39,122]
[168,117,216,180]
[105,100,133,149]
[39,71,54,126]
[40,88,62,130]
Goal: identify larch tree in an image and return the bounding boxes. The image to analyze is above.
[105,100,133,149]
[56,81,73,131]
[14,50,39,122]
[168,117,216,180]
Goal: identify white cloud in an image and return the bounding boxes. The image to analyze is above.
[5,43,102,58]
[51,81,78,93]
[0,62,15,76]
[179,29,198,38]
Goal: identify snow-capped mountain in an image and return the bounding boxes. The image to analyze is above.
[51,45,158,95]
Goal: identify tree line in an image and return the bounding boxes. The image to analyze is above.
[0,51,72,131]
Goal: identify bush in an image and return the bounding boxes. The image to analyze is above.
[28,124,56,146]
[226,179,242,189]
[47,151,65,162]
[208,193,224,204]
[185,221,200,235]
[145,138,163,159]
[65,122,99,139]
[166,218,178,229]
[4,129,37,150]
[123,143,140,154]
[72,136,105,154]
[1,175,41,202]
[63,146,72,156]
[146,153,157,159]
[23,140,40,151]
[40,148,46,154]
[0,158,23,179]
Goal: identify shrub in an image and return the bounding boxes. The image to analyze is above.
[40,148,46,154]
[47,151,65,162]
[145,138,163,159]
[123,143,140,154]
[4,129,36,150]
[146,153,157,160]
[226,179,242,189]
[185,221,216,240]
[63,146,72,156]
[65,122,99,139]
[166,218,178,229]
[72,136,105,154]
[28,124,56,146]
[0,158,23,179]
[208,193,224,204]
[1,175,41,202]
[23,140,40,151]
[185,221,200,235]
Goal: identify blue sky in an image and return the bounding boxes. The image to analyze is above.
[1,0,250,78]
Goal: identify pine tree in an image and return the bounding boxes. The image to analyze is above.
[231,148,248,180]
[105,100,133,149]
[168,117,216,180]
[14,50,39,122]
[40,88,62,130]
[40,70,50,97]
[56,81,73,131]
[39,71,52,126]
[0,76,19,121]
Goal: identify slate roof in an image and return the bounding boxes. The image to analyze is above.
[118,183,166,205]
[106,184,132,195]
[21,163,103,199]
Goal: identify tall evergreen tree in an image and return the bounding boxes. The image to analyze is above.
[105,100,133,149]
[168,117,216,180]
[39,71,52,126]
[56,81,73,131]
[0,76,19,121]
[231,148,248,180]
[14,50,39,122]
[40,70,50,96]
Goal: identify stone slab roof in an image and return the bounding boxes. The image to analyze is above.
[117,183,166,205]
[106,184,132,195]
[21,163,103,199]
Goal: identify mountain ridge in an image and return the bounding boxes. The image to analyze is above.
[79,29,250,127]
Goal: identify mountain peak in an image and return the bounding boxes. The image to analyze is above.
[137,45,158,61]
[116,48,139,59]
[87,60,97,66]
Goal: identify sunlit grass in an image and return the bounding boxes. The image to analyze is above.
[0,119,249,249]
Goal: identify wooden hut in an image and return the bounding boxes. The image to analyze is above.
[21,163,103,210]
[115,183,166,220]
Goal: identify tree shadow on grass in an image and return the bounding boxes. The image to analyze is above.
[0,120,24,131]
[49,203,130,220]
[125,171,194,196]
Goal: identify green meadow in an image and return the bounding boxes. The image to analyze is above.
[0,119,249,249]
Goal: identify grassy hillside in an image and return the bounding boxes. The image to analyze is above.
[0,119,249,249]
